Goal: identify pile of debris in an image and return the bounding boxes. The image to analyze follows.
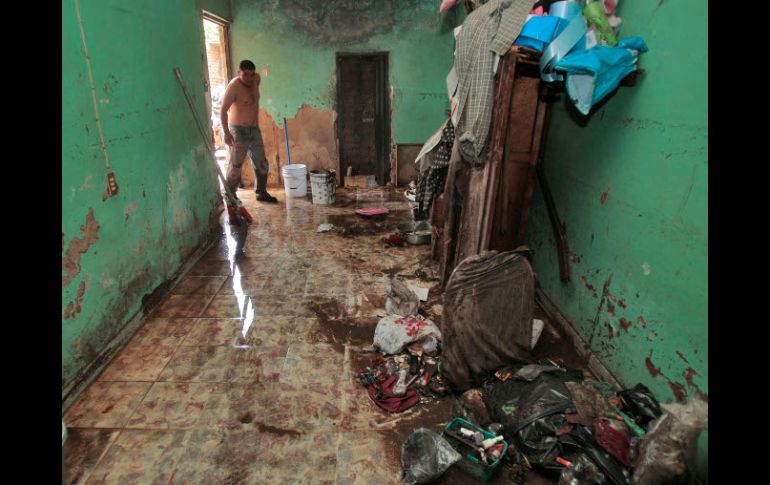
[356,277,448,414]
[350,249,707,484]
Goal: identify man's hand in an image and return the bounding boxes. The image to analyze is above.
[224,131,234,146]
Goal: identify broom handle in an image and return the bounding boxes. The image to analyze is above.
[283,118,292,165]
[173,67,239,204]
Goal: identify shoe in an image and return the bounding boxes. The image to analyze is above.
[256,191,278,203]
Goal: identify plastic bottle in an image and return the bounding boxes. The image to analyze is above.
[393,369,408,396]
[583,0,618,46]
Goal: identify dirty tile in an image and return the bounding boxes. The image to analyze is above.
[182,318,246,346]
[84,430,190,484]
[183,316,312,348]
[261,270,309,295]
[171,275,227,294]
[151,294,213,318]
[335,431,402,485]
[216,275,269,296]
[64,381,152,428]
[131,317,194,340]
[200,294,252,318]
[126,382,222,429]
[187,259,234,276]
[63,428,120,485]
[97,336,181,381]
[280,343,344,387]
[167,428,266,483]
[158,345,284,383]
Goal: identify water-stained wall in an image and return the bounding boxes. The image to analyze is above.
[525,0,708,473]
[230,0,459,186]
[62,0,231,394]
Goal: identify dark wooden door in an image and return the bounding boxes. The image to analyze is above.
[337,53,389,186]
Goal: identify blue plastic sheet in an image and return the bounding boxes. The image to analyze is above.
[554,37,648,115]
[514,16,561,52]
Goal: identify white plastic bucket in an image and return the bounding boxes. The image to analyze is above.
[282,164,307,198]
[310,169,336,205]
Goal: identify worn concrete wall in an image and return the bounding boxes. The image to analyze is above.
[62,0,220,391]
[230,0,459,186]
[526,0,707,473]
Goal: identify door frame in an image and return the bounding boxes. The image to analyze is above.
[335,52,390,186]
[201,11,233,81]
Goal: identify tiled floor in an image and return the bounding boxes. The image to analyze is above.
[64,186,572,484]
[64,187,464,484]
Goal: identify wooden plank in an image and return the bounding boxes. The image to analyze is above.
[479,53,518,251]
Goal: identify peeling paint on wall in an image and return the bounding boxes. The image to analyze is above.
[62,208,100,288]
[63,276,90,320]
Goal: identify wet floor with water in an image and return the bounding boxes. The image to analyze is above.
[63,186,568,484]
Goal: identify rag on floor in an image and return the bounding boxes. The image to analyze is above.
[453,0,534,166]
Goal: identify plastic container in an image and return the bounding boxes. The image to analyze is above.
[441,418,508,482]
[281,163,307,198]
[309,169,336,205]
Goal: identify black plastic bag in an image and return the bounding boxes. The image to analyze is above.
[559,454,607,485]
[617,384,662,430]
[559,425,630,485]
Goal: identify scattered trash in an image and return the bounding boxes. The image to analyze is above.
[558,454,606,485]
[357,367,419,413]
[355,206,390,217]
[401,428,462,485]
[459,388,492,424]
[531,318,545,349]
[382,233,406,247]
[440,249,535,391]
[442,417,509,481]
[372,314,441,355]
[633,400,708,484]
[565,381,618,426]
[594,418,631,467]
[405,282,430,302]
[385,277,420,317]
[514,364,567,382]
[421,335,439,356]
[316,223,334,233]
[617,383,663,430]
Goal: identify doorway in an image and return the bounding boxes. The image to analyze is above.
[336,53,390,186]
[202,13,232,176]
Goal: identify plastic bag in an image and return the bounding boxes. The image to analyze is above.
[558,454,607,485]
[554,37,648,114]
[401,428,462,484]
[617,383,662,430]
[484,373,578,470]
[632,400,708,484]
[559,425,629,485]
[385,277,420,317]
[372,314,441,355]
[514,364,566,382]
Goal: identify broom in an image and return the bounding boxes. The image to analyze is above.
[174,68,252,256]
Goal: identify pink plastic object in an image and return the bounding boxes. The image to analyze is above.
[531,6,545,15]
[355,207,390,217]
[439,0,462,14]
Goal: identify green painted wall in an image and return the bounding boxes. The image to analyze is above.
[198,0,232,20]
[526,0,707,474]
[230,0,458,144]
[62,0,220,390]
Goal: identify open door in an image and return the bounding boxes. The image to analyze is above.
[201,13,232,179]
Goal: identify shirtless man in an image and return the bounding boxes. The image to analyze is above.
[221,59,277,203]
